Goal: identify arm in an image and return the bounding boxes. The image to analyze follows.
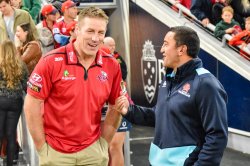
[101,104,122,144]
[21,41,41,65]
[228,31,247,46]
[214,24,226,38]
[24,94,45,150]
[115,95,155,127]
[190,0,207,21]
[194,77,228,166]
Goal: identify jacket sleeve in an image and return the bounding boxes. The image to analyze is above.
[124,104,155,127]
[228,31,247,46]
[214,23,226,38]
[190,0,207,21]
[22,0,41,23]
[21,42,40,65]
[194,76,228,166]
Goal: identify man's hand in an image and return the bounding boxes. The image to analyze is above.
[201,18,210,27]
[115,95,129,116]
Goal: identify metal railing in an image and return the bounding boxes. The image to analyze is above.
[163,0,250,58]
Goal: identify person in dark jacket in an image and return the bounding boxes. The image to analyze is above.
[115,26,228,166]
[190,0,215,26]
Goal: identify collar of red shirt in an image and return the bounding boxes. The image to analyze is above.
[65,42,104,67]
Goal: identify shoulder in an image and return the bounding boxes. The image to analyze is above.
[195,68,224,93]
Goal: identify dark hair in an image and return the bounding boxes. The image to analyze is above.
[0,0,10,3]
[170,26,200,58]
[18,22,36,45]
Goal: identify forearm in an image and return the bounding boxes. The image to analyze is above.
[124,104,155,127]
[101,105,122,144]
[24,94,45,149]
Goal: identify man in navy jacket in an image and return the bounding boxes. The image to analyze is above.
[115,26,228,166]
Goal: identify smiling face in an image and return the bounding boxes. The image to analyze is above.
[74,17,107,57]
[160,31,181,69]
[15,25,27,43]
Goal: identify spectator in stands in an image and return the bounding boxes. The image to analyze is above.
[190,0,216,26]
[115,26,228,166]
[228,0,250,28]
[214,6,241,38]
[53,0,78,48]
[52,1,63,20]
[24,6,123,166]
[36,4,57,54]
[10,0,21,8]
[0,40,28,166]
[21,0,41,24]
[0,0,38,43]
[103,37,132,166]
[16,23,42,74]
[212,0,229,24]
[229,17,250,59]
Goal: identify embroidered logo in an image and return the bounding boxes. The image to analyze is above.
[62,70,76,80]
[178,83,191,97]
[31,73,42,82]
[97,71,108,82]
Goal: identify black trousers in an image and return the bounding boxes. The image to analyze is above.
[0,96,23,166]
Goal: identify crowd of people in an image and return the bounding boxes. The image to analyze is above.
[0,0,229,166]
[173,0,250,60]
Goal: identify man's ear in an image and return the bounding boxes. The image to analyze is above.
[178,45,187,56]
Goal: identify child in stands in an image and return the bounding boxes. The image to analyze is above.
[214,6,241,39]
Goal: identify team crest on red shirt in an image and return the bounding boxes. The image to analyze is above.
[97,71,108,82]
[178,83,191,97]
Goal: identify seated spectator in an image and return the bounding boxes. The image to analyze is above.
[229,0,250,28]
[212,0,229,24]
[214,6,241,38]
[36,4,57,54]
[15,23,42,74]
[190,0,216,26]
[229,17,250,60]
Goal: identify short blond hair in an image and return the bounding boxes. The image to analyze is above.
[78,6,109,25]
[222,6,234,15]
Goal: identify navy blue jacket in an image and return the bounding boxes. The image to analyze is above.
[190,0,213,22]
[125,58,228,166]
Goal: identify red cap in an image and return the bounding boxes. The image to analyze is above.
[66,21,77,33]
[41,4,58,16]
[61,0,79,13]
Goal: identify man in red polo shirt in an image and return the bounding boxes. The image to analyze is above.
[24,6,123,166]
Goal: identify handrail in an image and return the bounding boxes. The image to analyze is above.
[164,0,250,58]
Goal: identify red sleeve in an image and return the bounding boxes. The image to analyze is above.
[27,57,53,100]
[228,31,247,46]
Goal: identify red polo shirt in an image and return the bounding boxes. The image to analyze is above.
[27,42,122,153]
